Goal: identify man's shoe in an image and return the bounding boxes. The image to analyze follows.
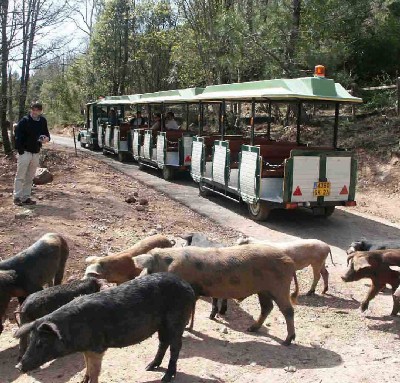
[13,198,23,206]
[23,198,37,205]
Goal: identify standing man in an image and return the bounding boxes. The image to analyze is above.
[14,102,50,206]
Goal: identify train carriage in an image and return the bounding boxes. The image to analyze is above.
[130,87,203,180]
[190,66,362,220]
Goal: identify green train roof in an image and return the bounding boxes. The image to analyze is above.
[137,87,204,104]
[194,77,362,103]
[97,95,140,105]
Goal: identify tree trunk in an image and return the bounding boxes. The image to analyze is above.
[0,0,12,154]
[8,68,14,148]
[286,0,301,77]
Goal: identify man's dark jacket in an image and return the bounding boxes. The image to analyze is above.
[15,115,50,154]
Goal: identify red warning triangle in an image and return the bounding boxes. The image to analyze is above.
[340,185,349,195]
[293,186,302,196]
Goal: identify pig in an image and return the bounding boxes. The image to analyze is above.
[134,244,299,345]
[15,277,102,361]
[179,233,228,320]
[84,234,175,284]
[346,239,400,254]
[342,250,400,314]
[0,233,69,335]
[237,236,333,295]
[15,273,195,383]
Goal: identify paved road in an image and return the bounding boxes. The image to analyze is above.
[52,135,400,265]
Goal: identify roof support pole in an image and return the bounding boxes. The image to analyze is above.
[160,103,165,131]
[148,104,151,129]
[185,103,189,131]
[221,100,226,141]
[199,102,203,136]
[333,102,340,149]
[267,100,272,139]
[250,98,255,146]
[296,102,302,145]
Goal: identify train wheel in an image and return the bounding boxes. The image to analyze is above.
[162,166,175,181]
[324,206,335,218]
[247,201,271,221]
[118,152,125,162]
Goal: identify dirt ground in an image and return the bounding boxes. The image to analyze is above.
[0,146,400,383]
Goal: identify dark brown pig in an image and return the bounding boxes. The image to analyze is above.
[0,233,69,335]
[84,234,175,284]
[134,244,299,345]
[15,273,195,383]
[342,250,400,314]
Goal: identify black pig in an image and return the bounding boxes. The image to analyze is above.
[0,233,69,335]
[15,273,195,383]
[16,277,102,360]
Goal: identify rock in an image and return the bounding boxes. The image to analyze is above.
[156,224,163,231]
[133,192,139,197]
[139,198,149,206]
[147,229,158,236]
[284,366,296,373]
[125,196,136,204]
[222,327,228,334]
[33,168,53,185]
[15,210,34,219]
[136,205,146,212]
[250,362,257,367]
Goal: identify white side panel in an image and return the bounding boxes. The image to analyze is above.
[157,135,165,166]
[105,127,112,148]
[166,152,179,165]
[325,156,352,201]
[143,134,151,159]
[291,156,320,202]
[113,129,119,152]
[183,136,193,165]
[260,178,284,203]
[239,150,258,201]
[191,141,203,180]
[133,132,140,157]
[212,145,227,185]
[98,127,103,148]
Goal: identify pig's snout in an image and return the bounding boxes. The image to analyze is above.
[15,362,23,372]
[341,273,353,282]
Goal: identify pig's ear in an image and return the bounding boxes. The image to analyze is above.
[14,322,36,339]
[133,253,154,270]
[353,256,371,271]
[84,263,102,278]
[179,233,193,245]
[37,322,63,340]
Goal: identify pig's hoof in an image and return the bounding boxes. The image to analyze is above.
[80,376,90,383]
[282,334,296,346]
[247,325,259,333]
[209,313,217,320]
[322,288,328,294]
[306,290,315,296]
[145,362,159,371]
[161,371,176,382]
[360,303,368,312]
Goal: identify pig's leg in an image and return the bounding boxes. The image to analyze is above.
[209,298,219,319]
[187,299,196,330]
[391,294,400,316]
[247,293,273,332]
[146,327,169,371]
[361,282,384,312]
[82,352,104,383]
[0,294,12,335]
[321,265,329,294]
[162,333,183,382]
[274,295,296,346]
[219,299,228,315]
[54,258,67,286]
[306,264,322,296]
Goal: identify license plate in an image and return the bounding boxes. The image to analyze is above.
[313,182,331,196]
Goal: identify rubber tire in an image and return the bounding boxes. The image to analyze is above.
[324,206,336,218]
[80,142,85,148]
[162,166,175,181]
[198,182,211,197]
[118,152,126,162]
[247,201,271,221]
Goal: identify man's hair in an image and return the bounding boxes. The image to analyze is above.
[30,101,43,110]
